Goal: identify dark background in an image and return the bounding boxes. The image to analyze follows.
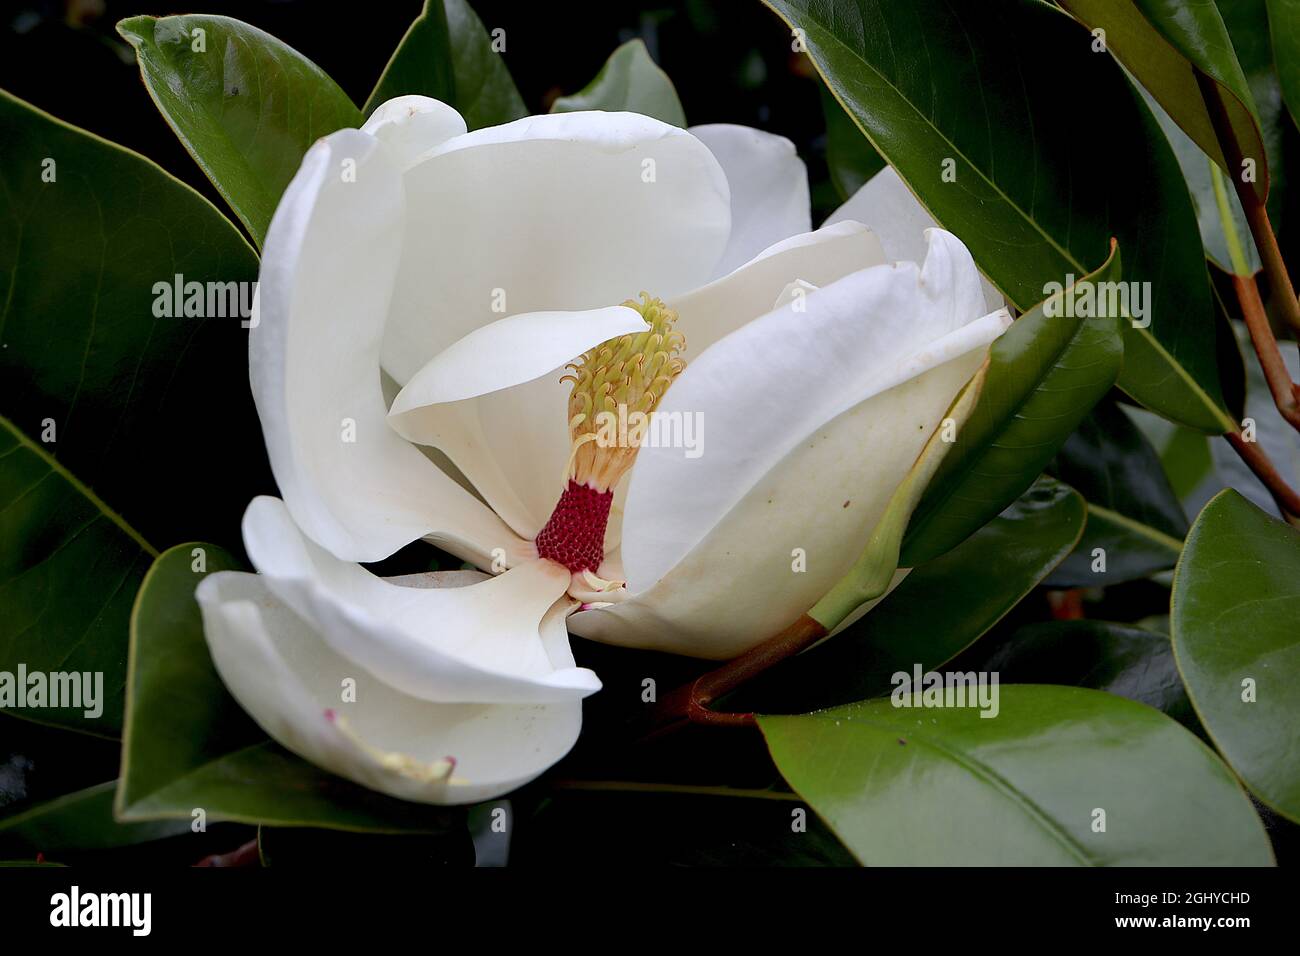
[0,0,842,219]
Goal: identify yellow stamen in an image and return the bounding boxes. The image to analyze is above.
[559,293,686,492]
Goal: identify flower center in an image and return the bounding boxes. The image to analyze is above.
[534,293,686,573]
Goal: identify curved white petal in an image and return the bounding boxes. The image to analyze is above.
[689,124,811,277]
[828,165,1004,312]
[197,572,581,805]
[622,228,995,592]
[390,306,646,409]
[242,496,599,703]
[361,95,467,170]
[253,128,519,565]
[571,310,1008,659]
[672,220,886,359]
[381,111,732,385]
[386,306,646,537]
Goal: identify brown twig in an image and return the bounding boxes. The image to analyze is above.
[1231,273,1300,433]
[1197,73,1300,339]
[640,614,828,740]
[1225,431,1300,521]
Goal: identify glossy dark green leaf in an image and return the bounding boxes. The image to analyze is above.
[900,247,1124,566]
[821,82,885,201]
[1172,490,1300,822]
[368,0,526,129]
[730,479,1084,715]
[550,40,686,126]
[764,0,1232,432]
[1058,0,1267,200]
[972,621,1195,728]
[1048,400,1188,586]
[117,14,363,247]
[1124,402,1219,509]
[363,0,455,115]
[0,91,265,546]
[760,685,1273,865]
[0,781,187,855]
[0,420,148,735]
[1268,0,1300,127]
[117,544,458,833]
[0,91,264,732]
[1142,1,1287,274]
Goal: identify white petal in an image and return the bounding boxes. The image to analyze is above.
[385,306,646,536]
[361,95,467,170]
[828,165,1004,312]
[390,306,646,409]
[381,111,732,385]
[571,312,1007,659]
[622,228,994,592]
[671,221,886,359]
[253,128,519,564]
[689,124,811,276]
[242,496,600,703]
[197,572,582,805]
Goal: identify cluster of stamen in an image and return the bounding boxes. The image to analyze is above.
[535,294,686,573]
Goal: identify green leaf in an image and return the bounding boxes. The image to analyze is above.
[810,361,986,628]
[1047,400,1188,586]
[1268,0,1300,128]
[0,91,264,733]
[0,782,188,855]
[0,420,149,735]
[117,544,460,833]
[363,0,456,115]
[367,0,526,129]
[1172,490,1300,822]
[763,0,1233,432]
[550,39,686,127]
[759,686,1273,865]
[974,621,1196,729]
[117,14,363,247]
[730,479,1084,714]
[820,81,885,201]
[899,246,1124,566]
[1058,0,1268,201]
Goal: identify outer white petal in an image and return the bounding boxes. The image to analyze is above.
[622,229,994,592]
[828,165,1004,312]
[197,572,581,805]
[570,309,1009,659]
[671,221,885,360]
[689,124,811,277]
[381,111,732,385]
[242,496,600,703]
[386,306,648,536]
[253,128,519,565]
[361,95,467,169]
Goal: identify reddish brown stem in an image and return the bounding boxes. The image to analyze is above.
[1231,273,1300,433]
[642,614,828,739]
[1225,431,1300,520]
[1197,73,1300,339]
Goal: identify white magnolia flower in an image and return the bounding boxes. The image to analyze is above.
[197,95,1011,804]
